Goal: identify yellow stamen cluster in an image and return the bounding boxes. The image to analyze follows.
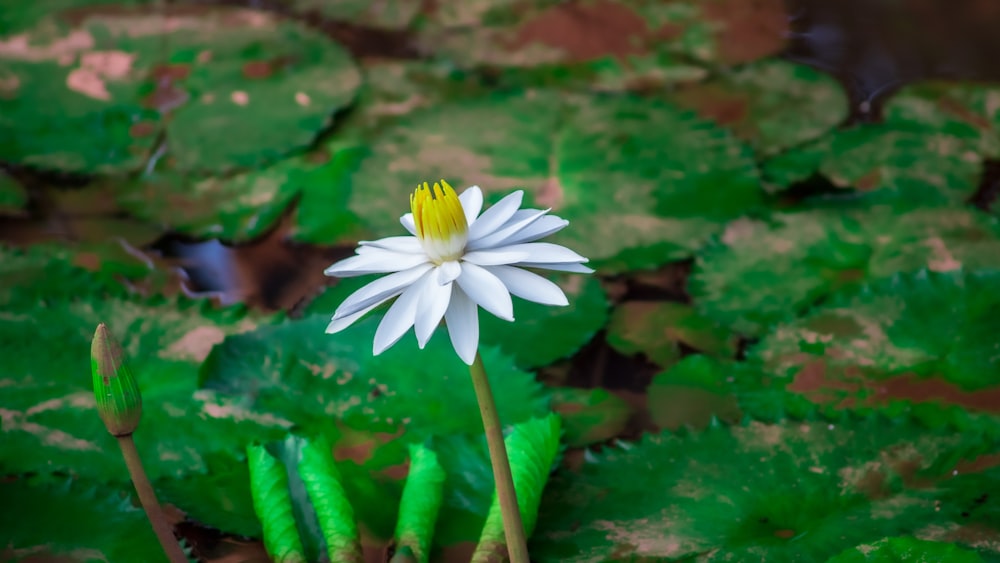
[411,180,467,242]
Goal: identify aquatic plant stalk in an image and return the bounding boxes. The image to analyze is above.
[117,435,188,563]
[469,351,529,563]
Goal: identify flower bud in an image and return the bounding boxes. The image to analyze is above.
[91,323,142,436]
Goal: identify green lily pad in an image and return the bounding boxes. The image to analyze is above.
[418,0,786,69]
[117,142,366,244]
[550,387,633,447]
[668,59,849,157]
[0,278,280,483]
[349,91,762,273]
[480,274,609,368]
[646,355,743,431]
[752,269,1000,398]
[0,169,28,214]
[689,207,1000,336]
[762,84,993,202]
[884,82,1000,157]
[531,416,1000,562]
[0,5,360,174]
[0,477,168,562]
[827,537,985,563]
[607,301,737,367]
[200,314,548,440]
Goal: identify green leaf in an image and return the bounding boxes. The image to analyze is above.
[349,91,762,273]
[531,417,1000,562]
[0,476,166,562]
[157,452,262,538]
[116,142,366,244]
[826,537,985,563]
[200,314,548,439]
[762,84,993,203]
[394,443,447,563]
[607,301,736,367]
[646,355,743,431]
[667,59,848,157]
[0,5,360,174]
[0,169,28,214]
[480,274,609,368]
[689,207,1000,336]
[247,443,307,563]
[751,269,1000,398]
[298,435,364,563]
[550,387,633,447]
[418,0,786,69]
[473,414,562,562]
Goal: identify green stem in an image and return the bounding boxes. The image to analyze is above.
[469,352,530,563]
[117,435,188,563]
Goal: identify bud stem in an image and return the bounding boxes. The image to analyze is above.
[117,435,188,563]
[469,352,529,563]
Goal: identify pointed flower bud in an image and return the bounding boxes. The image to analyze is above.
[91,323,142,437]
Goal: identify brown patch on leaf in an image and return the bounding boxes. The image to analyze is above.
[165,326,225,361]
[66,67,110,100]
[129,121,157,138]
[510,1,649,62]
[924,237,963,272]
[333,427,405,465]
[855,169,883,191]
[536,176,564,209]
[0,29,95,62]
[674,85,750,130]
[701,0,788,64]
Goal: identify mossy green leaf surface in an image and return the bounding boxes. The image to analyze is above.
[689,207,1000,336]
[349,91,762,273]
[531,417,1000,562]
[0,5,359,174]
[668,59,848,156]
[751,270,1000,404]
[607,300,736,367]
[826,537,985,563]
[0,477,166,562]
[550,387,633,447]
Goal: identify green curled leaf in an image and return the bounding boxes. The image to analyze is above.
[247,443,306,563]
[393,443,446,563]
[472,414,562,562]
[297,436,363,563]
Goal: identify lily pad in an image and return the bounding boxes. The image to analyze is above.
[689,207,1000,336]
[550,387,633,447]
[479,274,609,368]
[349,90,762,273]
[531,417,1000,562]
[762,84,993,202]
[0,5,360,173]
[827,537,985,563]
[751,269,1000,399]
[117,142,366,244]
[0,169,28,214]
[418,0,786,69]
[607,301,737,367]
[0,477,167,562]
[668,59,849,156]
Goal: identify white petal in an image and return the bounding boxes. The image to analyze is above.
[456,262,514,321]
[437,260,462,284]
[400,213,417,236]
[459,185,483,225]
[517,261,595,273]
[373,270,434,354]
[466,208,550,251]
[415,279,452,347]
[467,191,524,241]
[324,250,428,278]
[488,242,588,265]
[325,298,383,334]
[485,265,568,306]
[445,285,479,365]
[359,236,423,253]
[461,248,532,266]
[495,215,569,246]
[333,263,433,319]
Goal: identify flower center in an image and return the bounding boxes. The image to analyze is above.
[410,180,468,264]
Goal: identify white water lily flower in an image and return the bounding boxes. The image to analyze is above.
[324,180,592,365]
